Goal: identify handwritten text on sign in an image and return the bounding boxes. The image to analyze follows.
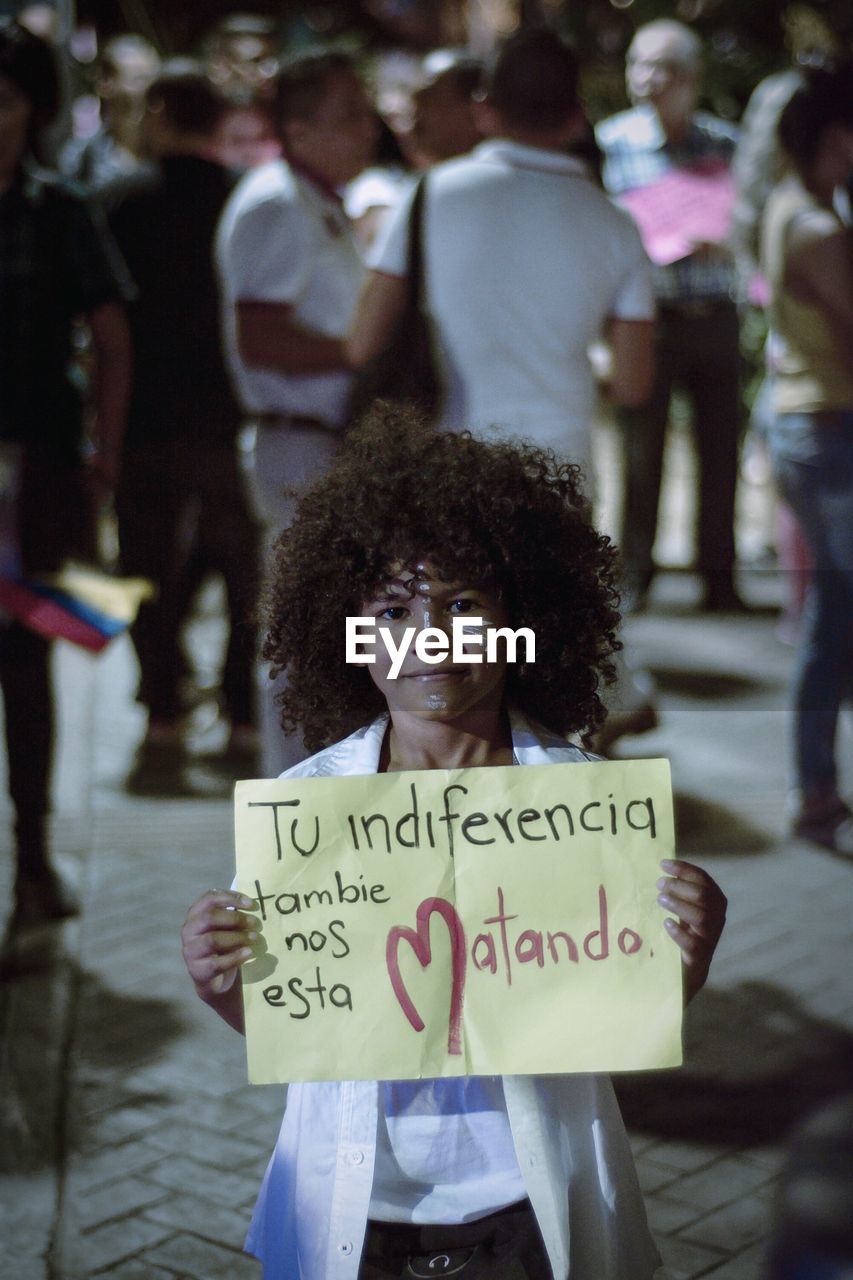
[234,759,683,1084]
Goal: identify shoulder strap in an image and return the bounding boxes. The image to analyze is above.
[406,175,427,307]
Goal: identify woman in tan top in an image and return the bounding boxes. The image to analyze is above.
[761,61,853,855]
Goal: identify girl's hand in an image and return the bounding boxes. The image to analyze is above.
[181,889,259,1004]
[657,859,727,1003]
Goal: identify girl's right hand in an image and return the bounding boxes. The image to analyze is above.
[181,889,259,1002]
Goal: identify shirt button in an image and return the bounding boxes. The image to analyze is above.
[338,1241,353,1255]
[349,1150,364,1165]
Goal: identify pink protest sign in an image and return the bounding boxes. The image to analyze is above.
[619,164,735,266]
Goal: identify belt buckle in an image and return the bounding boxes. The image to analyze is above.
[406,1248,478,1277]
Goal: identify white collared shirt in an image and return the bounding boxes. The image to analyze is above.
[242,710,662,1279]
[216,159,364,424]
[369,139,654,472]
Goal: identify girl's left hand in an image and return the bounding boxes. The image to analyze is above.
[657,859,727,1003]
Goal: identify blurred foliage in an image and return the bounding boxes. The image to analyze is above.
[75,0,852,121]
[541,0,852,121]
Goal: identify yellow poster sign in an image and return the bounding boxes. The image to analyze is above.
[234,759,683,1084]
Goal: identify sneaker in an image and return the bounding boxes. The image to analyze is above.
[125,734,187,795]
[791,795,853,857]
[13,868,79,930]
[699,583,752,613]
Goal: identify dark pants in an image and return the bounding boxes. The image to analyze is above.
[360,1199,550,1279]
[617,299,743,594]
[0,622,52,877]
[4,456,94,881]
[116,441,259,726]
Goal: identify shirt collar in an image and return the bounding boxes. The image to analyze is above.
[298,706,591,778]
[623,104,707,153]
[620,105,668,150]
[471,138,590,178]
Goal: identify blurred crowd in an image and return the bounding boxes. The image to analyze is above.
[2,8,853,1273]
[0,8,851,917]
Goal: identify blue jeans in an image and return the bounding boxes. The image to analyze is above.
[767,412,853,792]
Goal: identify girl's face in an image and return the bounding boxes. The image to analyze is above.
[0,76,32,180]
[358,560,511,725]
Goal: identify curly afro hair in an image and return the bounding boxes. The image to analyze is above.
[262,404,621,753]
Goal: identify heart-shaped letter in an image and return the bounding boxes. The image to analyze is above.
[386,897,467,1056]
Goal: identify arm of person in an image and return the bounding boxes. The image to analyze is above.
[181,888,260,1034]
[87,300,132,491]
[657,859,727,1004]
[345,178,415,369]
[785,217,853,354]
[237,300,348,376]
[345,270,408,369]
[602,317,656,407]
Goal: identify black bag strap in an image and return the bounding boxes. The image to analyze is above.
[406,175,427,310]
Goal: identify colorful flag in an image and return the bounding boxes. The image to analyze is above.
[0,568,152,652]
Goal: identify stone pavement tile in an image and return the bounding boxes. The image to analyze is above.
[801,971,853,1023]
[643,1139,725,1173]
[0,1170,55,1276]
[143,1191,250,1249]
[645,1194,704,1235]
[141,1155,260,1206]
[629,1132,658,1157]
[710,929,814,986]
[740,1147,781,1173]
[636,1155,682,1195]
[678,1188,774,1252]
[236,1109,285,1152]
[75,1077,163,1121]
[141,1233,261,1280]
[664,1156,776,1215]
[87,1259,177,1279]
[700,1240,769,1280]
[141,1121,264,1167]
[655,1233,728,1280]
[156,1094,262,1134]
[2,1243,49,1280]
[771,943,852,998]
[71,1105,167,1154]
[89,800,230,845]
[237,1083,288,1117]
[116,1053,252,1101]
[65,1140,166,1193]
[71,1177,170,1231]
[60,1215,174,1274]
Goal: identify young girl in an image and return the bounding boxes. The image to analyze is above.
[182,407,726,1280]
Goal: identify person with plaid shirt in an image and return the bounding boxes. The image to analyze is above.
[597,19,745,612]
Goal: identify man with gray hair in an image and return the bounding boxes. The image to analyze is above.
[597,20,744,612]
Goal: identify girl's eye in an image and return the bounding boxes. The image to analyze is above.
[378,606,409,621]
[449,598,478,614]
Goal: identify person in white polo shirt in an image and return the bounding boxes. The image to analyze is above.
[216,48,377,774]
[349,28,655,484]
[348,29,657,748]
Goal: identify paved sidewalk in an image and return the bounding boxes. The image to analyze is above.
[1,563,851,1280]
